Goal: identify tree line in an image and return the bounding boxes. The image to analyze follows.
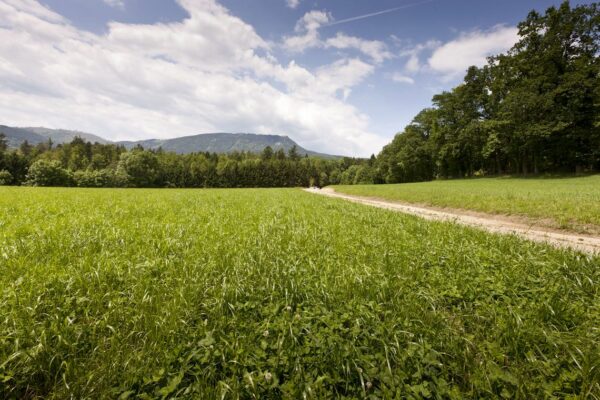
[375,1,599,183]
[0,135,374,188]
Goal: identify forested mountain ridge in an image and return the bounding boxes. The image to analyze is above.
[117,132,338,158]
[0,125,339,159]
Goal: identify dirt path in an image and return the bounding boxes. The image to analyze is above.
[304,187,600,254]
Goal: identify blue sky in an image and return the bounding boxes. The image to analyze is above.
[0,0,593,156]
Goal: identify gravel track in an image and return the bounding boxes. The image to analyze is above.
[305,187,600,254]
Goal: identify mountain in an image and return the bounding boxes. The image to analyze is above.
[0,126,44,148]
[117,133,337,158]
[0,125,340,158]
[0,125,108,148]
[25,127,108,145]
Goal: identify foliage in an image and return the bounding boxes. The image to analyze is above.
[73,169,114,188]
[334,175,600,233]
[0,133,7,152]
[376,1,600,182]
[0,187,598,398]
[117,150,161,187]
[24,159,73,187]
[0,136,371,188]
[339,164,378,185]
[0,169,12,185]
[377,112,435,183]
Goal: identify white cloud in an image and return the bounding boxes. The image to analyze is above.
[286,0,300,9]
[103,0,125,10]
[313,58,375,98]
[0,0,386,156]
[325,33,392,64]
[394,39,440,74]
[404,55,420,73]
[283,10,330,52]
[0,0,64,22]
[284,12,391,63]
[391,73,414,85]
[428,25,518,79]
[295,9,330,32]
[282,30,321,53]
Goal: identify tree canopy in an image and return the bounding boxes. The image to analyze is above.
[376,1,599,183]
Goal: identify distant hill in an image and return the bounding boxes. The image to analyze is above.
[0,125,108,148]
[0,126,43,148]
[117,133,337,158]
[25,127,109,145]
[0,125,340,159]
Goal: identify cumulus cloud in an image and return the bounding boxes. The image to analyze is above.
[313,58,374,98]
[283,10,330,52]
[391,73,414,85]
[428,25,519,79]
[103,0,125,10]
[391,38,440,76]
[284,11,391,63]
[325,33,392,64]
[0,0,387,156]
[286,0,300,9]
[0,0,65,23]
[295,10,330,33]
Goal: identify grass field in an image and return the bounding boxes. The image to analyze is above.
[1,187,599,398]
[333,175,600,232]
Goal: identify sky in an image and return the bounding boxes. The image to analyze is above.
[0,0,593,156]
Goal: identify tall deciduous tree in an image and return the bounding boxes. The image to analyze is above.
[376,1,599,181]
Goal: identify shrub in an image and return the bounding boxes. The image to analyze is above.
[0,169,12,185]
[73,169,113,188]
[25,160,73,187]
[117,151,159,187]
[353,165,375,184]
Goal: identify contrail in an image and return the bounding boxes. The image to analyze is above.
[326,0,434,27]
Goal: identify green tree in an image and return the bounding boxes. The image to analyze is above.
[0,170,12,185]
[0,133,8,153]
[261,146,274,160]
[491,1,600,173]
[353,165,375,184]
[117,150,160,187]
[275,149,286,160]
[288,145,300,161]
[372,1,599,178]
[25,159,73,187]
[378,109,436,183]
[73,169,112,188]
[19,140,33,157]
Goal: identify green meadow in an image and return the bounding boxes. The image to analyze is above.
[334,175,600,232]
[1,187,598,398]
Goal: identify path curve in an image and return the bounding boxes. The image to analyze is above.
[304,187,600,254]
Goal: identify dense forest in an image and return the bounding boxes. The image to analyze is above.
[376,1,600,183]
[0,135,372,188]
[1,1,597,189]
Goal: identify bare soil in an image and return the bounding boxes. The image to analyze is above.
[305,187,600,254]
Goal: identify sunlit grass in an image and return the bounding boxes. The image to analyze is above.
[334,175,600,232]
[1,187,598,398]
